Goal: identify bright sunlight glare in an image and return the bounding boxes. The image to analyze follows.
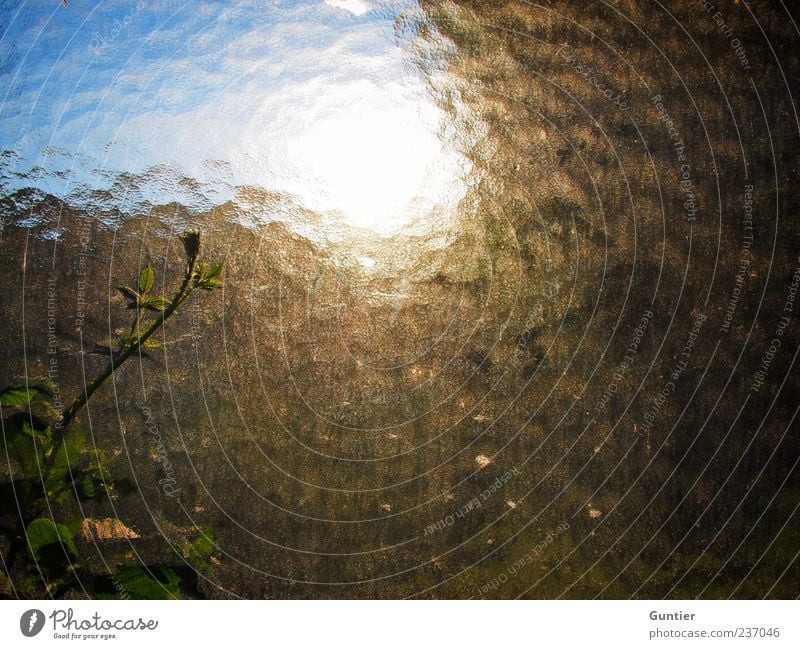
[277,79,469,235]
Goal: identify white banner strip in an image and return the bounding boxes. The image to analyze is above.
[1,600,798,648]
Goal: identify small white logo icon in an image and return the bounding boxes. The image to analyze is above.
[20,609,45,637]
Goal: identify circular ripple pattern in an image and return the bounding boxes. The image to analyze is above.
[1,0,799,599]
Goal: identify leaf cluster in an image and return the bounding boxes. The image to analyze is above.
[0,232,225,599]
[117,265,171,312]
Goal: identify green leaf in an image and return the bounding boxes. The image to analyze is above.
[205,262,225,280]
[195,261,224,290]
[81,473,97,498]
[117,286,140,303]
[142,296,171,312]
[1,413,51,441]
[1,413,49,477]
[192,262,206,284]
[79,449,110,499]
[138,265,154,294]
[44,430,86,503]
[21,420,51,441]
[26,518,78,561]
[29,376,56,392]
[197,278,222,290]
[111,566,181,600]
[183,527,215,565]
[7,433,43,478]
[0,386,37,407]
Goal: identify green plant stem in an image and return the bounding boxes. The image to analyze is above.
[44,252,199,476]
[129,305,142,342]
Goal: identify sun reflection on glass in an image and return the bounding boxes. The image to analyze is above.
[274,77,471,236]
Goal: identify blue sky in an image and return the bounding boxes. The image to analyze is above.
[2,1,467,222]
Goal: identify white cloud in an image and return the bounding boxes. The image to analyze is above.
[324,0,370,17]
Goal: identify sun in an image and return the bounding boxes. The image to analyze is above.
[273,77,470,236]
